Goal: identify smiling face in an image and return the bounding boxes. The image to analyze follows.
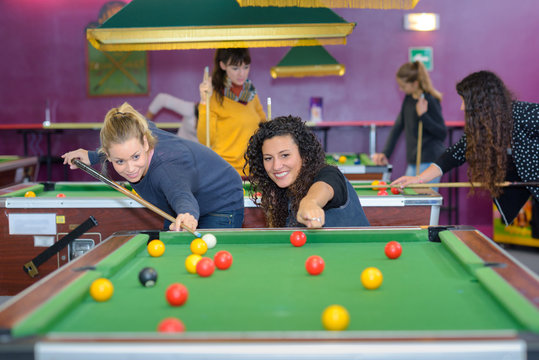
[107,136,150,183]
[220,60,250,87]
[262,134,303,188]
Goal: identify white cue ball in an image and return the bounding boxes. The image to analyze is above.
[202,233,217,249]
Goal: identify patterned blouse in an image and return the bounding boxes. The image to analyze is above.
[435,101,539,224]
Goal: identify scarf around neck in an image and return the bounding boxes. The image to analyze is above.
[223,77,256,104]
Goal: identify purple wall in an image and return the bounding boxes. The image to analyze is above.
[1,0,539,233]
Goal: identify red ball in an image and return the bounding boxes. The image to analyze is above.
[390,187,401,195]
[384,241,402,259]
[165,283,189,306]
[56,193,66,198]
[377,181,388,191]
[305,255,325,275]
[157,317,185,332]
[214,250,233,270]
[196,257,215,277]
[290,231,307,247]
[377,189,389,196]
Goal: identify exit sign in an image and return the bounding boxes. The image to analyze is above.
[409,47,433,71]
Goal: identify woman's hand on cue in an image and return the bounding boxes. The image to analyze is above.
[61,149,90,170]
[391,175,422,188]
[169,213,198,232]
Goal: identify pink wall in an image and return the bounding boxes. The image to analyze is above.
[1,0,538,232]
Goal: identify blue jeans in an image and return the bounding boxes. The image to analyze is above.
[197,208,244,229]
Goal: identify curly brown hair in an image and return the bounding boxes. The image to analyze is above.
[244,116,326,227]
[456,71,514,197]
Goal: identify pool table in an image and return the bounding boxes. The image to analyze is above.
[0,155,38,187]
[244,180,442,228]
[325,152,392,181]
[0,181,441,295]
[0,226,538,359]
[0,182,163,295]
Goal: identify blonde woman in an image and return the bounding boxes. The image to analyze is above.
[372,61,447,181]
[62,102,244,231]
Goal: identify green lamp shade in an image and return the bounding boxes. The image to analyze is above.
[271,46,345,78]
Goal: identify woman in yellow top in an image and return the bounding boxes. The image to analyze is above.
[198,48,266,175]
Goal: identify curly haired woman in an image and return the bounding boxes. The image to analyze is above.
[392,71,539,225]
[244,116,370,228]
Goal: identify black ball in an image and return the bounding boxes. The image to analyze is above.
[138,267,158,287]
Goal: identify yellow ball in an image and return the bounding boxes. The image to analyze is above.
[322,305,350,331]
[338,155,347,164]
[147,239,165,257]
[131,188,140,197]
[190,238,208,255]
[361,267,383,290]
[24,191,36,197]
[371,180,380,191]
[89,278,114,302]
[185,254,203,274]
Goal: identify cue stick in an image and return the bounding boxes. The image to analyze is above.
[72,159,202,238]
[352,181,539,189]
[415,93,425,176]
[204,66,210,147]
[267,97,271,121]
[415,120,423,176]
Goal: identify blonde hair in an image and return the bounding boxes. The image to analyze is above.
[98,102,157,157]
[396,61,442,102]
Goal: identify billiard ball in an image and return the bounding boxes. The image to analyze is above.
[190,238,208,255]
[390,187,401,195]
[202,233,217,249]
[185,254,202,274]
[24,191,36,197]
[138,267,158,287]
[214,250,233,270]
[165,283,189,306]
[332,154,340,161]
[131,188,140,197]
[353,158,361,165]
[361,267,383,290]
[321,304,350,331]
[385,241,402,259]
[377,189,388,196]
[147,239,165,257]
[89,278,114,302]
[338,155,347,164]
[290,231,307,247]
[370,180,380,190]
[196,257,215,277]
[305,255,325,275]
[157,317,185,333]
[377,181,387,191]
[56,193,66,198]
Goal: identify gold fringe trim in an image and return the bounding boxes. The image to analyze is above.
[271,64,345,78]
[87,24,354,51]
[237,0,420,9]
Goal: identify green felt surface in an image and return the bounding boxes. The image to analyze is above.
[2,183,134,198]
[326,153,374,166]
[0,156,20,163]
[13,229,539,337]
[102,0,348,28]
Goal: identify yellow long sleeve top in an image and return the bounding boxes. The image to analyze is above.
[198,93,266,175]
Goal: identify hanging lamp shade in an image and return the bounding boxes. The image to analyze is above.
[236,0,420,9]
[87,0,355,51]
[271,46,345,78]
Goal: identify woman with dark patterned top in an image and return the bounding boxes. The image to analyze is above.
[392,71,539,225]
